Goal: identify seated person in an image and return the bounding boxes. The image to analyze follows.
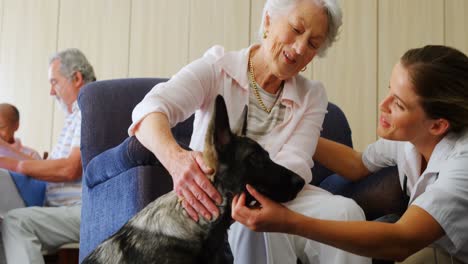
[0,48,96,264]
[0,103,41,160]
[0,103,42,221]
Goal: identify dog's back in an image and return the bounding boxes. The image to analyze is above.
[82,95,305,264]
[83,191,226,264]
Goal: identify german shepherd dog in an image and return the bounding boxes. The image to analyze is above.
[82,95,305,264]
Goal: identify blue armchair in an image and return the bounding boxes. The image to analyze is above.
[77,78,406,262]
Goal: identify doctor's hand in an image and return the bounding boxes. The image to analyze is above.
[231,184,293,233]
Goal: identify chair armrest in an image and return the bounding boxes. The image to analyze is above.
[79,164,173,262]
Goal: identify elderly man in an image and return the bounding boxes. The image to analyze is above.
[0,48,96,264]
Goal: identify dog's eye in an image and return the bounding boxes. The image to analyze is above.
[248,153,265,167]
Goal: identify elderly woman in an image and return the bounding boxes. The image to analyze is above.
[105,0,369,263]
[232,45,468,264]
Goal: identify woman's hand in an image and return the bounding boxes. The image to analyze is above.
[169,149,222,222]
[231,184,293,233]
[134,112,222,222]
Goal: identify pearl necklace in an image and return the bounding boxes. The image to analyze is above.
[248,56,283,114]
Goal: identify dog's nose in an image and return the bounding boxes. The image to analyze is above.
[292,176,305,191]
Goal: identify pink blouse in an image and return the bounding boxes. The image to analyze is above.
[129,45,328,183]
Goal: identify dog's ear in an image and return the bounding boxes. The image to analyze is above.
[214,95,233,148]
[232,105,248,136]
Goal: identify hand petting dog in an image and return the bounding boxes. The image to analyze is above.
[232,184,295,234]
[168,149,221,222]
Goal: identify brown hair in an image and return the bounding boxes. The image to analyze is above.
[401,45,468,133]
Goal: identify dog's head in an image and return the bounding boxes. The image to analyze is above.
[204,95,305,205]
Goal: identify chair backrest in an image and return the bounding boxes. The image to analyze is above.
[79,78,167,170]
[311,102,353,185]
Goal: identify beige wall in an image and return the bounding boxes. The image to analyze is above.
[0,0,467,154]
[0,0,59,153]
[309,0,377,151]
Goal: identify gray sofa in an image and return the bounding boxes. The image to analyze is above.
[77,78,407,262]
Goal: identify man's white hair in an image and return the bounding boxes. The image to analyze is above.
[49,48,96,84]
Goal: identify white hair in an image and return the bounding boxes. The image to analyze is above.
[49,48,96,84]
[258,0,343,57]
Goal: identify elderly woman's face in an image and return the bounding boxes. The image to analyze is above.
[263,0,328,79]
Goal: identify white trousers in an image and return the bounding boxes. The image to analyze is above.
[1,205,81,264]
[229,185,371,264]
[397,247,464,264]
